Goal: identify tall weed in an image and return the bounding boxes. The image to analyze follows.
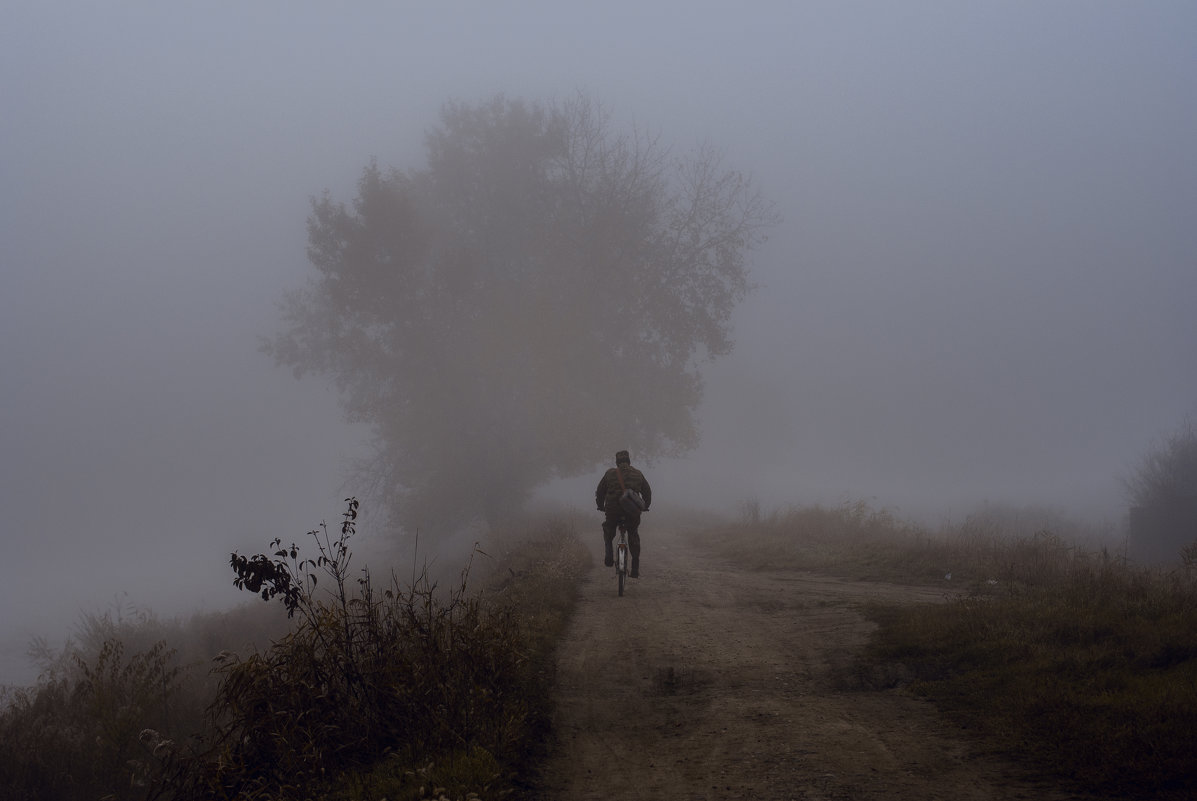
[169,501,589,800]
[0,502,591,801]
[0,636,183,801]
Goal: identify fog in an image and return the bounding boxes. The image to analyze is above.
[3,3,1195,683]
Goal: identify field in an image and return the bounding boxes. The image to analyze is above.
[698,501,1197,799]
[2,500,1194,799]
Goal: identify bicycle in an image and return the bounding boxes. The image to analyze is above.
[614,522,630,597]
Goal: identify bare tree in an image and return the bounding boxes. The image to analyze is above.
[265,94,777,533]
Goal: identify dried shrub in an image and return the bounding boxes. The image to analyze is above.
[167,500,588,800]
[0,637,183,801]
[0,501,591,801]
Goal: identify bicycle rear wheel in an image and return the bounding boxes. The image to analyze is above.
[616,544,627,596]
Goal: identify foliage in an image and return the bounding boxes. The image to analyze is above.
[229,497,361,621]
[0,503,591,801]
[1125,416,1197,563]
[0,637,183,801]
[264,93,777,531]
[0,593,285,801]
[1125,417,1197,510]
[168,500,591,800]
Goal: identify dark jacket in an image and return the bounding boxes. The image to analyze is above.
[596,463,652,512]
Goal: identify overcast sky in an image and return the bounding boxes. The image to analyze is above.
[3,2,1195,680]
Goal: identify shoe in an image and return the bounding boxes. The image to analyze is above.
[605,556,614,567]
[630,558,639,578]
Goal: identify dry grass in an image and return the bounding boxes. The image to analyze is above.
[862,572,1197,798]
[697,500,1197,799]
[698,499,1123,589]
[0,504,592,801]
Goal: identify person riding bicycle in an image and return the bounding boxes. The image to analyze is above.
[595,450,652,578]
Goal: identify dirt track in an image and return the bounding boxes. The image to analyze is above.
[532,527,1091,800]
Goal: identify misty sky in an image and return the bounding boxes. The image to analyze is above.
[3,2,1195,680]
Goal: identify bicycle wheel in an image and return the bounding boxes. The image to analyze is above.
[616,544,626,596]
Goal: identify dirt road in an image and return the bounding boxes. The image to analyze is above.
[532,527,1090,800]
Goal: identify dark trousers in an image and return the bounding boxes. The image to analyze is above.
[602,512,641,558]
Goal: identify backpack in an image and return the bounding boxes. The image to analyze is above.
[615,466,646,515]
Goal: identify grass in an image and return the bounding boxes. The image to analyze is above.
[12,495,1192,798]
[0,503,592,801]
[862,577,1197,798]
[700,499,1197,799]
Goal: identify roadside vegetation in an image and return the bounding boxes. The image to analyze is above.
[701,500,1197,799]
[0,501,591,801]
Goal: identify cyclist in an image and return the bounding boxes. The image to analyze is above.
[595,450,652,577]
